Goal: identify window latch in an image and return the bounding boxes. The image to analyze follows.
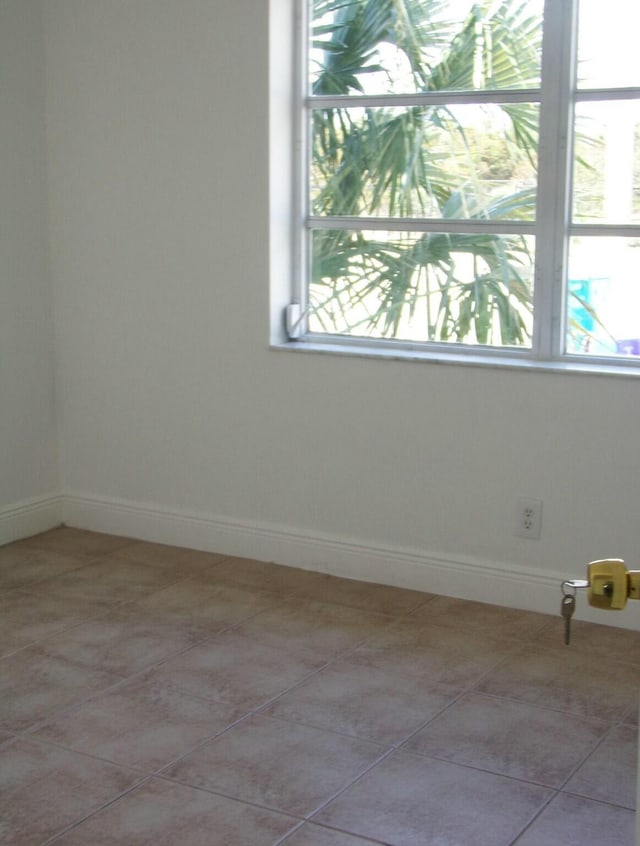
[285,303,304,340]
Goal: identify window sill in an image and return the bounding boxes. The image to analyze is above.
[271,338,640,379]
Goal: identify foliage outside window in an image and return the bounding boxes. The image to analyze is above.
[293,0,640,368]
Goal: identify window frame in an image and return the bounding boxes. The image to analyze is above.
[283,0,640,376]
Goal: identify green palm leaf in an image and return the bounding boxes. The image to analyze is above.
[309,0,542,347]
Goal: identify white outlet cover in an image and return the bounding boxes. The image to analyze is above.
[515,497,543,539]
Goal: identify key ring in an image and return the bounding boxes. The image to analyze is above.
[561,579,589,596]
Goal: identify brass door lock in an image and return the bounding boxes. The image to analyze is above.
[586,559,640,610]
[563,559,640,611]
[560,559,640,645]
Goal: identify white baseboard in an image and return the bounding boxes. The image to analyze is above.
[61,490,639,631]
[0,493,63,545]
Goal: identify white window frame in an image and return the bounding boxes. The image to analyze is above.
[280,0,640,376]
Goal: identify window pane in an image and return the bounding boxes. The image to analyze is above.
[566,237,640,357]
[577,0,640,89]
[572,100,640,224]
[309,229,534,346]
[311,105,538,219]
[309,0,543,96]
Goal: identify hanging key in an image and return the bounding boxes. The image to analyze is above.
[559,579,589,646]
[561,593,575,645]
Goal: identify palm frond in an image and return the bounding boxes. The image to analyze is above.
[308,0,542,347]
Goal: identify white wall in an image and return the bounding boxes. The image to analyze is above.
[0,0,60,540]
[42,0,639,627]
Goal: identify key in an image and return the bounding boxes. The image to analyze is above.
[561,594,575,645]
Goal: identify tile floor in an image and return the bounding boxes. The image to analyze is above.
[1,526,638,845]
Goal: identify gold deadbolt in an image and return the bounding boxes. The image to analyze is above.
[587,559,640,611]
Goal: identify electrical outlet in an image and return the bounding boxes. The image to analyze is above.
[515,497,543,539]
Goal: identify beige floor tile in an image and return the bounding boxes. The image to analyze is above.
[48,777,298,845]
[3,530,635,846]
[513,792,636,846]
[0,589,111,656]
[29,554,184,604]
[409,595,551,640]
[143,630,326,709]
[281,824,382,845]
[536,618,640,667]
[403,692,607,786]
[306,575,432,616]
[132,578,288,636]
[34,603,207,675]
[0,737,142,846]
[345,618,515,688]
[0,545,87,590]
[564,724,638,809]
[235,598,395,661]
[475,645,639,722]
[114,540,227,572]
[263,660,458,746]
[203,556,331,596]
[0,646,122,731]
[623,700,639,725]
[314,749,551,846]
[33,678,245,772]
[20,526,135,559]
[165,713,384,817]
[0,731,17,750]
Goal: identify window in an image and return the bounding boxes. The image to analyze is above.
[287,0,640,371]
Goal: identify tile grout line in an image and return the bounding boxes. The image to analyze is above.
[506,787,563,846]
[274,818,393,846]
[41,774,157,846]
[553,722,639,812]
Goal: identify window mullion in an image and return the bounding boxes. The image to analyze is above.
[309,89,542,109]
[294,0,310,323]
[308,216,537,236]
[533,0,579,360]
